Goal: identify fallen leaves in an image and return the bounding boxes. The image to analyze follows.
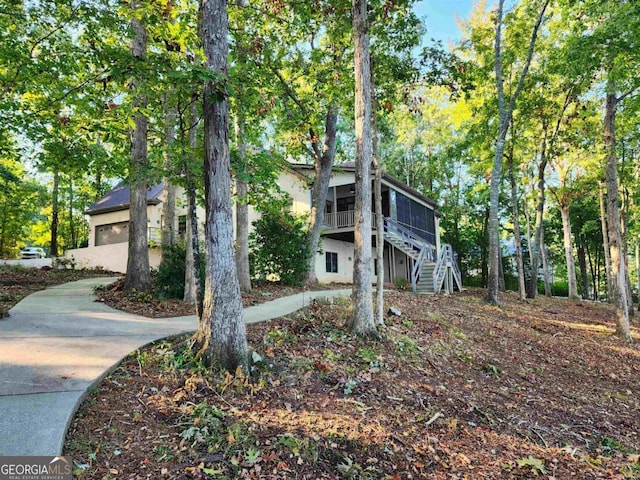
[65,289,640,479]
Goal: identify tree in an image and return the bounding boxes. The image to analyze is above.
[350,0,377,337]
[124,1,151,292]
[486,0,549,305]
[194,0,249,371]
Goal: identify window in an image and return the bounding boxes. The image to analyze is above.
[178,215,187,237]
[326,252,338,273]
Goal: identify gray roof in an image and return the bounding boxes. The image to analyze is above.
[85,183,163,215]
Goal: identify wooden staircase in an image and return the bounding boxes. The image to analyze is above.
[382,217,461,295]
[416,262,436,294]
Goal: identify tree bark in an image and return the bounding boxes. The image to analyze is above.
[350,0,377,337]
[636,237,640,312]
[523,197,535,292]
[124,3,151,292]
[486,0,548,305]
[540,229,552,296]
[528,143,547,299]
[304,106,338,284]
[184,99,201,311]
[68,177,76,249]
[161,98,177,251]
[559,203,579,299]
[508,154,526,300]
[195,0,250,370]
[586,240,598,300]
[498,248,506,292]
[599,182,612,299]
[234,115,252,292]
[603,89,631,340]
[577,236,589,299]
[371,56,384,327]
[50,168,59,257]
[481,207,489,286]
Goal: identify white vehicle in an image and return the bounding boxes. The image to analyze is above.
[19,247,47,259]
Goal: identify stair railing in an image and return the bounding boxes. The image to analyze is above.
[451,250,463,291]
[383,217,426,255]
[432,245,449,293]
[411,244,428,292]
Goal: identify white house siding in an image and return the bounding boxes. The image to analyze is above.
[315,238,355,284]
[68,241,162,273]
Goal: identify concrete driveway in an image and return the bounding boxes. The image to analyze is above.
[0,277,350,456]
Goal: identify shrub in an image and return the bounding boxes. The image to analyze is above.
[154,242,204,299]
[393,277,409,290]
[249,210,310,286]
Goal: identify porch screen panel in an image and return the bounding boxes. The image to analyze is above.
[411,202,427,240]
[425,208,436,245]
[396,192,411,227]
[394,192,436,244]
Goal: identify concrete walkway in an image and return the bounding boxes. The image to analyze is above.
[0,278,350,456]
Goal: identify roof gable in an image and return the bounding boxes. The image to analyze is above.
[85,183,163,215]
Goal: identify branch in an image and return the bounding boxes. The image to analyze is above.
[617,84,640,103]
[2,3,83,96]
[309,127,321,159]
[494,0,506,116]
[506,0,551,116]
[269,65,309,117]
[33,67,112,115]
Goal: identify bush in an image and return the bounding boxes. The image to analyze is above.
[393,277,409,290]
[249,210,310,286]
[154,242,205,300]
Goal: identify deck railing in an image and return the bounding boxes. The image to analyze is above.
[323,210,357,229]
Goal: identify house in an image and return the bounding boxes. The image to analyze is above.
[65,163,461,294]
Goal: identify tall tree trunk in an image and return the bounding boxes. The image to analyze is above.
[524,198,535,293]
[184,100,202,312]
[498,248,506,292]
[508,153,526,300]
[350,0,377,337]
[234,115,252,292]
[604,89,631,340]
[481,206,489,286]
[599,182,612,300]
[636,237,640,312]
[304,106,338,284]
[577,236,589,299]
[486,118,507,304]
[528,144,547,299]
[69,177,76,249]
[161,98,177,251]
[50,168,59,257]
[540,230,552,296]
[486,0,548,305]
[195,0,250,370]
[586,240,598,300]
[559,203,579,299]
[371,56,384,327]
[124,4,151,292]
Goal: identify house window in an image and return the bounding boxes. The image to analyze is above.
[326,252,338,273]
[178,215,187,237]
[95,221,129,246]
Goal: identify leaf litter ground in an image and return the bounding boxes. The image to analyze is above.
[65,289,640,479]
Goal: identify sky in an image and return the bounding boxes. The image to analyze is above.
[413,0,477,46]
